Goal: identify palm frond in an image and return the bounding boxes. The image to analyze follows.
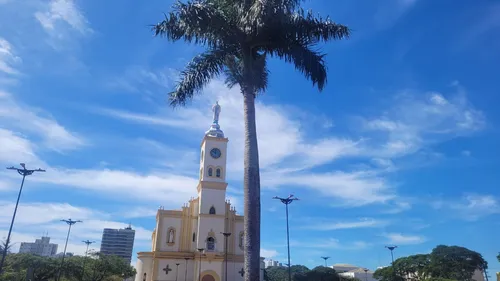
[287,9,351,43]
[169,47,233,107]
[266,42,327,91]
[153,1,240,48]
[224,53,269,94]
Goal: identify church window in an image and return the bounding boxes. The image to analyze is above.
[207,237,215,251]
[216,168,221,178]
[192,232,196,242]
[239,232,244,249]
[208,167,213,177]
[209,206,216,215]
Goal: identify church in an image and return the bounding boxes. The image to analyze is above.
[135,102,265,281]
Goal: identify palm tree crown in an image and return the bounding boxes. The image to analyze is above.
[154,0,350,105]
[152,1,350,280]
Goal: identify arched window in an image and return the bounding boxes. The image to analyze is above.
[208,167,213,177]
[192,232,196,242]
[239,232,244,249]
[207,237,215,251]
[216,168,221,178]
[209,206,216,214]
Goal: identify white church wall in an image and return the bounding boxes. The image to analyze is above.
[199,260,224,280]
[197,216,225,252]
[155,258,193,281]
[233,220,244,255]
[228,262,245,281]
[158,216,182,252]
[134,255,152,281]
[199,189,226,215]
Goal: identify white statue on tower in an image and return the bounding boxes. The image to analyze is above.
[212,101,221,124]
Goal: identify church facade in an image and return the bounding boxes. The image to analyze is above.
[135,102,265,281]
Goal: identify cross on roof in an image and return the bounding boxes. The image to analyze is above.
[163,264,173,275]
[239,268,245,277]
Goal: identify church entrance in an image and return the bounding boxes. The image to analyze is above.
[201,274,215,281]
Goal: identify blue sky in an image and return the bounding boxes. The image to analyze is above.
[1,0,499,273]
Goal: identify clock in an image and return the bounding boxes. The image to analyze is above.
[210,148,222,159]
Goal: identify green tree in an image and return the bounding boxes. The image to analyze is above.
[297,266,339,281]
[427,245,487,281]
[0,239,12,254]
[393,254,430,281]
[373,266,404,281]
[151,1,350,279]
[0,253,135,281]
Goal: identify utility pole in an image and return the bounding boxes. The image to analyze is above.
[273,194,299,281]
[221,232,231,281]
[0,163,45,275]
[385,245,397,280]
[175,263,180,281]
[57,219,82,281]
[81,240,95,280]
[321,256,330,267]
[184,257,189,281]
[197,248,204,281]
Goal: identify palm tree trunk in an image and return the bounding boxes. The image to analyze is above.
[242,87,261,281]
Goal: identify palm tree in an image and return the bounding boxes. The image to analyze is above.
[152,0,350,280]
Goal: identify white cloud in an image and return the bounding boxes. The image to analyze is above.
[291,238,370,250]
[433,194,499,220]
[0,92,86,152]
[0,201,151,255]
[35,0,92,35]
[383,233,426,245]
[304,218,389,230]
[31,168,198,206]
[261,248,279,259]
[0,38,21,76]
[361,88,485,158]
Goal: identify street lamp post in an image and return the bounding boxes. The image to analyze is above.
[184,258,189,281]
[321,256,330,267]
[57,219,82,281]
[273,194,299,281]
[81,240,95,280]
[197,248,204,281]
[385,245,398,280]
[0,163,45,274]
[221,232,231,281]
[364,268,369,281]
[175,263,180,281]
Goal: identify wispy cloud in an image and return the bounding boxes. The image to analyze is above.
[0,92,86,152]
[0,38,21,76]
[382,232,426,245]
[432,194,499,221]
[304,218,389,230]
[35,0,92,35]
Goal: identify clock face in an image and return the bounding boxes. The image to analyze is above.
[210,148,222,159]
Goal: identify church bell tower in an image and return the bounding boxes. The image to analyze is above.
[197,102,228,213]
[196,101,229,250]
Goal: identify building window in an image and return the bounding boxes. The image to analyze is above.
[207,237,215,251]
[208,167,213,177]
[201,150,204,161]
[200,168,203,179]
[192,233,196,242]
[209,206,216,215]
[216,168,221,178]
